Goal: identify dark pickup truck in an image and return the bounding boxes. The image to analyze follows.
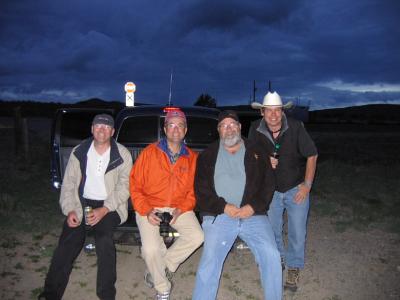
[50,105,219,245]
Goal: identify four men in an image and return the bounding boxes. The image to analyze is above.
[41,98,316,299]
[192,110,282,300]
[39,114,132,300]
[249,91,318,291]
[129,109,204,300]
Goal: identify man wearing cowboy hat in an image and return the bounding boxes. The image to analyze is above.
[249,91,318,292]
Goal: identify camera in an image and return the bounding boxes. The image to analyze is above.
[155,212,173,237]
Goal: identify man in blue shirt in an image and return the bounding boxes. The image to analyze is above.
[193,110,282,300]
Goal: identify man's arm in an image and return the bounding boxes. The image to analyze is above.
[295,154,318,203]
[67,211,80,227]
[241,146,275,214]
[194,152,227,215]
[59,152,82,219]
[177,152,198,213]
[130,148,154,216]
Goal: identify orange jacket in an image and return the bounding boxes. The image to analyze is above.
[130,142,198,216]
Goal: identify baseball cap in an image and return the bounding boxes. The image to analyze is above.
[165,109,187,123]
[218,110,239,123]
[92,114,114,128]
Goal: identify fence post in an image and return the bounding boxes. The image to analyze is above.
[13,106,22,156]
[21,118,29,162]
[13,107,29,162]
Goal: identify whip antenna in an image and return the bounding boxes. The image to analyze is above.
[168,69,173,106]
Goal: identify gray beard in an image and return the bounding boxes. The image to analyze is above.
[221,134,242,147]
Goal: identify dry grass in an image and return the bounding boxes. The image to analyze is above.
[308,123,400,233]
[0,125,62,233]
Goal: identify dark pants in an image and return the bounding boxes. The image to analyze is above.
[41,201,120,300]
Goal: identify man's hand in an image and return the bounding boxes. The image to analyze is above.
[270,157,278,169]
[237,204,254,219]
[147,209,161,226]
[170,208,182,224]
[224,204,240,218]
[67,211,80,227]
[294,184,311,204]
[87,207,109,226]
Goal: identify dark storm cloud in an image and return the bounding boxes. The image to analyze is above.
[173,0,300,33]
[0,0,399,108]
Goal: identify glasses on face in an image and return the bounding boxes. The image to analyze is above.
[166,123,186,130]
[94,124,112,130]
[218,121,239,130]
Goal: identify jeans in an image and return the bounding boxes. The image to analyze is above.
[41,200,120,300]
[192,214,282,300]
[268,186,310,269]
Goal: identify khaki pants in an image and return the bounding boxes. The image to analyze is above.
[136,208,204,293]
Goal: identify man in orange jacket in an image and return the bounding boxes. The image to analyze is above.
[130,109,204,300]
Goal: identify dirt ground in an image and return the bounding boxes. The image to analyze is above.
[1,211,399,300]
[1,117,400,299]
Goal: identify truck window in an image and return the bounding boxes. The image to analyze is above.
[117,116,159,144]
[239,115,261,137]
[60,112,97,147]
[185,116,218,145]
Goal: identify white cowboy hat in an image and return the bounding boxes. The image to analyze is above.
[251,91,293,109]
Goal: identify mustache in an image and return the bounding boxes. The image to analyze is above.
[221,133,242,147]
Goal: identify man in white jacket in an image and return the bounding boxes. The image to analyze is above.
[38,114,132,300]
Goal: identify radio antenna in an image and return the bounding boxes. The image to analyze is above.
[168,69,173,106]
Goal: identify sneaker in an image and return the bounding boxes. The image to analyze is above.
[156,291,170,300]
[285,267,300,292]
[144,270,154,288]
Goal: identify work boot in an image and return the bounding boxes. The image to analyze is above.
[285,267,300,292]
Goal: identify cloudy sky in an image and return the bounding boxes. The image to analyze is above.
[1,0,399,110]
